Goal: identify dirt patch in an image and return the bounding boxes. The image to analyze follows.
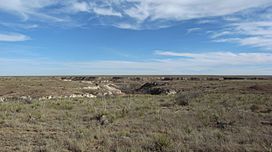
[250,104,272,113]
[248,84,272,92]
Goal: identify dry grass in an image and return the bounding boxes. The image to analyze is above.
[0,93,271,151]
[0,77,89,98]
[0,77,272,151]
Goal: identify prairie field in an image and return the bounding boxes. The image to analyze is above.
[0,76,271,152]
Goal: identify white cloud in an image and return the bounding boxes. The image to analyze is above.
[0,0,64,21]
[207,5,272,50]
[0,33,30,42]
[210,31,233,39]
[0,0,271,29]
[114,23,140,30]
[1,51,272,75]
[93,7,122,17]
[0,51,272,75]
[0,22,39,29]
[212,21,272,50]
[239,37,272,48]
[70,1,122,17]
[71,1,90,12]
[197,20,217,24]
[155,51,272,65]
[187,28,201,34]
[121,0,272,22]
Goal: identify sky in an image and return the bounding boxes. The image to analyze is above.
[0,0,272,75]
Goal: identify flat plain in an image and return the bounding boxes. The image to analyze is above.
[0,76,271,152]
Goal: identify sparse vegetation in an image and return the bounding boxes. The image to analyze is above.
[0,77,271,151]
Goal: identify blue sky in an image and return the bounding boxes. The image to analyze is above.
[0,0,272,75]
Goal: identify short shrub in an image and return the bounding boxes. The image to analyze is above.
[175,92,201,106]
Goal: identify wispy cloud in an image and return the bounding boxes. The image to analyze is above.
[0,22,38,29]
[212,21,272,49]
[71,1,90,13]
[187,28,201,34]
[1,1,272,75]
[114,23,140,30]
[0,0,65,22]
[0,33,30,42]
[93,7,122,17]
[70,1,122,17]
[115,0,272,29]
[116,0,272,23]
[210,5,272,50]
[155,51,272,65]
[1,51,272,75]
[0,0,271,29]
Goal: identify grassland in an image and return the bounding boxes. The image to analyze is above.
[0,77,271,152]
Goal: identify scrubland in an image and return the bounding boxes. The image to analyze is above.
[0,76,271,152]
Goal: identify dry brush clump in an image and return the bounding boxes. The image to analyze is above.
[144,133,174,152]
[174,91,201,106]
